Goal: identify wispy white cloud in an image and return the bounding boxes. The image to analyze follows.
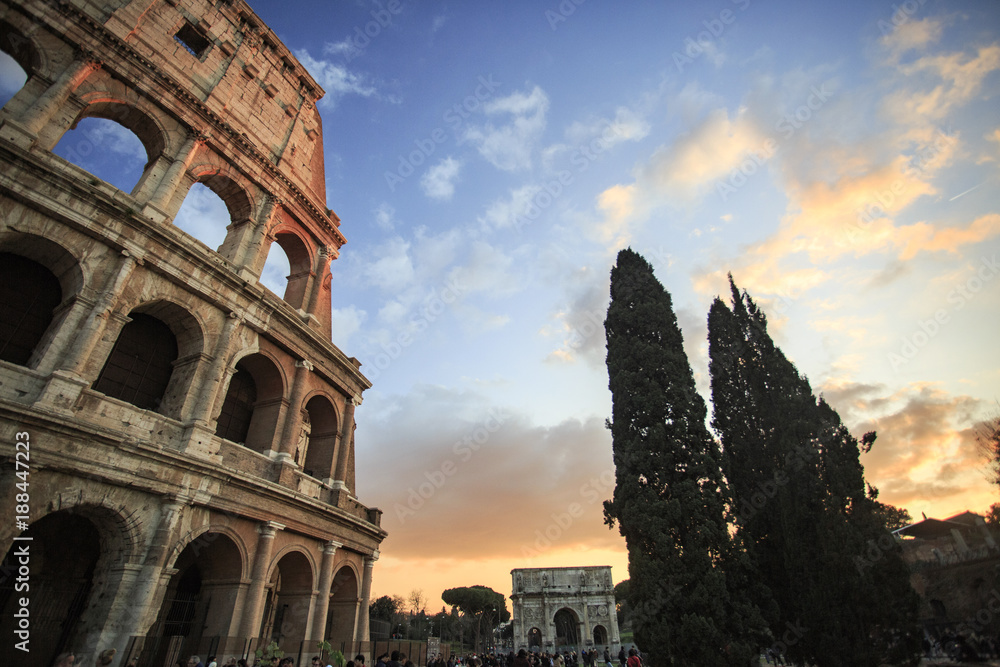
[420,156,462,200]
[373,202,396,231]
[364,236,415,292]
[478,183,543,230]
[294,49,377,108]
[463,85,549,171]
[331,304,367,348]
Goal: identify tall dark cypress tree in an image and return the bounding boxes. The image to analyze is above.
[603,250,764,667]
[708,276,920,667]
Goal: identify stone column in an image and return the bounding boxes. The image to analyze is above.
[541,594,550,649]
[111,496,187,643]
[302,246,331,318]
[19,57,101,136]
[277,359,312,460]
[239,521,283,639]
[190,311,242,426]
[238,195,282,280]
[310,540,342,642]
[355,550,378,646]
[332,396,358,489]
[60,250,138,377]
[224,193,278,273]
[143,131,203,217]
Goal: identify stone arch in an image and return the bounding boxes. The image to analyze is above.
[0,231,86,302]
[168,523,251,581]
[92,299,205,418]
[592,624,608,646]
[0,19,43,81]
[151,529,246,661]
[71,98,167,167]
[301,392,340,479]
[4,491,147,566]
[0,502,143,667]
[0,233,83,369]
[215,350,286,453]
[186,165,256,224]
[266,224,315,309]
[528,627,542,648]
[326,562,361,643]
[262,548,316,647]
[553,607,580,649]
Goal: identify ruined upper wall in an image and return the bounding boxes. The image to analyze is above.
[8,0,338,235]
[114,0,328,205]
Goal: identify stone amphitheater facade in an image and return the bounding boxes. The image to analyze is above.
[0,1,386,665]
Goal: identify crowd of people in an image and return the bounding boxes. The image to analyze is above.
[49,646,647,667]
[419,645,642,667]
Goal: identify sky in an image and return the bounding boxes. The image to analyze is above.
[2,0,999,615]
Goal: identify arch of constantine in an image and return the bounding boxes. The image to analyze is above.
[0,1,385,665]
[511,567,621,655]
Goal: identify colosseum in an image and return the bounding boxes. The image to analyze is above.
[0,1,386,665]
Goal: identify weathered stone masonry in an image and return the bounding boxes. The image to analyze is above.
[511,567,621,655]
[0,1,385,666]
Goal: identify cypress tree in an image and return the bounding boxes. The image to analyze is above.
[708,276,920,667]
[603,250,764,667]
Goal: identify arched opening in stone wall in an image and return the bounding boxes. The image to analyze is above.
[302,394,339,479]
[0,513,102,667]
[261,551,314,648]
[276,231,315,310]
[215,352,284,454]
[0,235,83,369]
[0,51,27,109]
[215,360,257,444]
[325,565,360,644]
[554,608,580,650]
[261,240,291,297]
[147,531,244,663]
[528,627,542,649]
[592,624,607,647]
[174,182,230,250]
[52,116,151,193]
[93,312,178,412]
[0,252,62,366]
[0,22,35,109]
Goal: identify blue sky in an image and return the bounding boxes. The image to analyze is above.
[4,0,999,610]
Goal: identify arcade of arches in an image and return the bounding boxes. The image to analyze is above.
[0,1,385,666]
